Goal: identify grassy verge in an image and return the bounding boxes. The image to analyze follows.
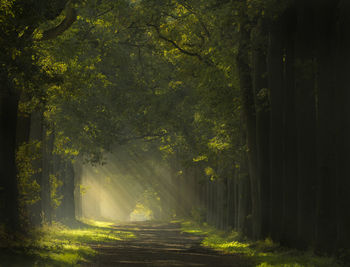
[0,219,135,266]
[179,220,345,267]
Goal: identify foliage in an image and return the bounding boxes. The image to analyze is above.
[16,141,41,207]
[49,174,63,210]
[5,0,348,261]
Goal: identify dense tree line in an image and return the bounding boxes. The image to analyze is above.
[168,0,350,253]
[1,0,349,257]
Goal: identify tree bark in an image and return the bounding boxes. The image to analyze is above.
[41,126,54,224]
[0,90,20,232]
[28,111,44,226]
[313,0,338,252]
[267,19,285,242]
[281,7,299,247]
[252,18,270,239]
[73,160,83,219]
[334,0,350,250]
[41,3,77,41]
[294,2,317,247]
[237,24,261,239]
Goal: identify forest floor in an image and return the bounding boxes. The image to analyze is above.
[0,219,346,266]
[81,221,252,267]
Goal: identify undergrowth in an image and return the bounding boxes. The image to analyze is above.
[179,220,345,267]
[0,219,135,266]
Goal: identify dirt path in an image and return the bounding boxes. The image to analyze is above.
[82,221,253,267]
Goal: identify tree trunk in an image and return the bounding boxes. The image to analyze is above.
[334,0,350,250]
[56,158,76,223]
[63,160,76,221]
[252,18,270,239]
[237,24,261,239]
[16,114,31,148]
[313,0,338,252]
[28,110,43,226]
[74,160,83,219]
[0,91,20,232]
[267,19,285,242]
[295,2,317,247]
[41,126,54,224]
[281,7,299,247]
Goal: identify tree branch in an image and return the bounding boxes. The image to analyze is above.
[41,3,77,41]
[147,23,203,61]
[94,7,114,19]
[117,132,168,145]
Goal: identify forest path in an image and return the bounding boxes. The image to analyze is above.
[82,221,253,267]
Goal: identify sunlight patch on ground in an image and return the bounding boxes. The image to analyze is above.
[80,218,116,228]
[33,220,135,265]
[180,220,343,267]
[0,219,135,266]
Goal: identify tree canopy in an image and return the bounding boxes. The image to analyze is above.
[1,0,350,261]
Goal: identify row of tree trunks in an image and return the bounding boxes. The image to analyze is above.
[251,0,350,252]
[18,109,77,226]
[177,0,350,254]
[0,1,77,232]
[56,159,76,223]
[173,155,251,234]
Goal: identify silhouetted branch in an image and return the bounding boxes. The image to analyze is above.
[147,23,203,61]
[117,132,169,144]
[41,3,77,41]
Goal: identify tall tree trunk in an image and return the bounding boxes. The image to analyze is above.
[63,160,76,221]
[226,175,235,229]
[41,126,54,224]
[267,19,285,242]
[16,114,31,148]
[28,111,43,225]
[252,18,270,239]
[237,24,261,240]
[295,2,317,247]
[73,160,83,219]
[56,158,76,223]
[334,0,350,250]
[0,90,20,232]
[281,7,299,247]
[314,0,338,252]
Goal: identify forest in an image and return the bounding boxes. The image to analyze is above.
[1,0,350,266]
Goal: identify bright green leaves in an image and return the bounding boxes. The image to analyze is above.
[16,0,244,182]
[208,136,230,152]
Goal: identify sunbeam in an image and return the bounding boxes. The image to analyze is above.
[79,149,177,223]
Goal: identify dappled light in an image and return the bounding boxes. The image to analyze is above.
[1,0,349,266]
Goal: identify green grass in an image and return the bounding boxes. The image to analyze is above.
[179,220,344,267]
[0,219,135,266]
